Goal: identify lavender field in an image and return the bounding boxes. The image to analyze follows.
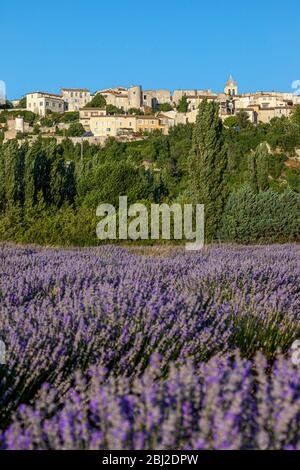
[0,243,300,450]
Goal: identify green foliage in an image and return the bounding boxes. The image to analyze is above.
[5,110,38,125]
[0,102,300,247]
[66,122,85,137]
[236,111,250,129]
[177,96,189,113]
[157,103,173,112]
[128,108,144,115]
[85,93,106,108]
[247,142,270,192]
[291,105,300,127]
[106,105,125,115]
[266,117,299,153]
[60,112,79,123]
[223,116,238,128]
[0,113,7,123]
[285,167,300,192]
[18,97,27,109]
[219,185,300,243]
[78,160,152,208]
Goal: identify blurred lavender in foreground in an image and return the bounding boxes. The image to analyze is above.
[0,243,299,449]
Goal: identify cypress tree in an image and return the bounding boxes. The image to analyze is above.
[256,142,270,191]
[189,99,228,240]
[247,142,270,192]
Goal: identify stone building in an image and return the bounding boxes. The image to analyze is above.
[89,114,165,137]
[26,92,64,116]
[142,89,171,108]
[79,107,106,130]
[172,89,213,105]
[61,88,91,111]
[96,86,170,111]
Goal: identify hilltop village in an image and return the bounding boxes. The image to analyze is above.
[1,76,300,144]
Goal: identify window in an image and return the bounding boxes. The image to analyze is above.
[40,102,43,106]
[46,101,49,106]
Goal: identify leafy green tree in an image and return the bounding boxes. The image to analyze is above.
[66,122,85,137]
[128,108,144,115]
[106,105,125,115]
[50,158,75,207]
[291,105,300,127]
[236,111,250,129]
[60,112,79,123]
[79,160,151,208]
[223,116,238,128]
[85,93,106,108]
[177,96,189,113]
[24,139,52,207]
[18,97,27,108]
[247,142,270,192]
[2,140,26,208]
[158,103,173,112]
[256,143,270,191]
[189,99,228,240]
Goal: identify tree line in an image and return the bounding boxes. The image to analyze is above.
[0,101,299,245]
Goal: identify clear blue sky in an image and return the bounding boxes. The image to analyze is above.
[2,0,300,99]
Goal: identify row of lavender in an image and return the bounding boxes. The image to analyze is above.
[0,243,299,449]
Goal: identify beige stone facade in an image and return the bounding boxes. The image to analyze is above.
[95,86,142,112]
[61,88,91,111]
[90,114,165,137]
[142,89,171,108]
[26,92,64,116]
[79,107,106,129]
[90,115,137,137]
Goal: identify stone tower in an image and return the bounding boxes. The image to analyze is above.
[128,85,142,109]
[224,75,238,96]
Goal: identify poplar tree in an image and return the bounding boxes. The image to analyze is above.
[3,141,26,208]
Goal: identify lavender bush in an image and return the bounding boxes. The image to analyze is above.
[0,243,299,449]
